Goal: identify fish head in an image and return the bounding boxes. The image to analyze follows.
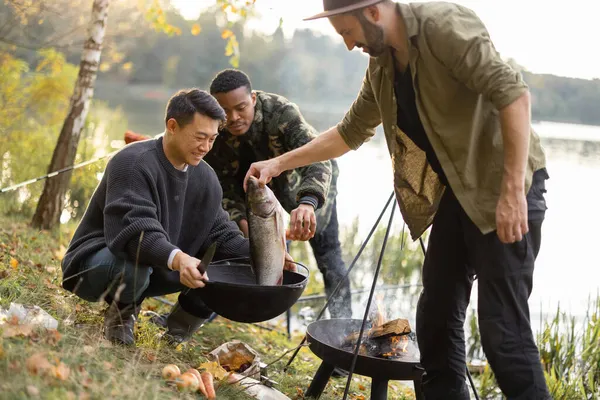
[246,176,277,217]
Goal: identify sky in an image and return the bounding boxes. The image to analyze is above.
[171,0,598,80]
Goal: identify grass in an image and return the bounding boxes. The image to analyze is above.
[0,216,417,400]
[466,298,600,399]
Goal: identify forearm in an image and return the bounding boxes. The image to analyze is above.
[276,127,350,173]
[499,91,531,191]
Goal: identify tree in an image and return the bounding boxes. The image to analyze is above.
[31,0,110,229]
[27,0,258,229]
[27,0,259,229]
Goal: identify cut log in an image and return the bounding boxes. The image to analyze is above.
[342,318,411,346]
[370,318,411,339]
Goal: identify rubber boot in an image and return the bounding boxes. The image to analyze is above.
[161,302,207,346]
[103,301,140,346]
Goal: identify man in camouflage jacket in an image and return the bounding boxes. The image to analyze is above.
[205,69,352,319]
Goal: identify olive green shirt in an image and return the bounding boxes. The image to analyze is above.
[337,1,546,240]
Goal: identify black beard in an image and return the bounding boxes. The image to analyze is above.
[357,15,385,57]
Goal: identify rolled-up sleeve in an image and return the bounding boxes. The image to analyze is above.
[424,4,528,110]
[336,68,382,150]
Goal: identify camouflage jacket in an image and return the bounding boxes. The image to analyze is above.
[204,91,338,234]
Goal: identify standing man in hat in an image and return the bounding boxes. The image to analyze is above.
[244,1,551,399]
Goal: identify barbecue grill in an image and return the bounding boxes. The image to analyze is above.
[305,318,423,400]
[283,192,480,400]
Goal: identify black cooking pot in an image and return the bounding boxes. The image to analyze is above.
[195,258,309,323]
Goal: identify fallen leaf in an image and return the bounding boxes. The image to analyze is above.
[44,279,58,290]
[197,361,228,380]
[2,323,34,338]
[26,353,53,375]
[83,345,94,355]
[9,257,18,270]
[45,329,62,345]
[45,266,57,273]
[52,362,71,380]
[26,385,39,397]
[0,270,8,278]
[54,245,66,261]
[82,376,93,388]
[102,361,113,370]
[358,384,366,391]
[29,331,41,343]
[146,352,157,362]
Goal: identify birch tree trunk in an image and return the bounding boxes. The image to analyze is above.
[31,0,110,230]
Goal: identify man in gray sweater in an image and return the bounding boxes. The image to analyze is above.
[61,89,259,346]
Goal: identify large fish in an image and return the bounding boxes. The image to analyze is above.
[246,176,286,286]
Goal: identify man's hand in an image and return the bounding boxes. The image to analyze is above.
[287,204,316,241]
[243,159,282,192]
[238,219,249,238]
[172,251,209,289]
[496,181,528,243]
[284,252,297,273]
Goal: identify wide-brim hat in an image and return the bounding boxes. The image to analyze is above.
[303,0,385,21]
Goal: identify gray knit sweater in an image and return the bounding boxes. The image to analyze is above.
[61,137,249,292]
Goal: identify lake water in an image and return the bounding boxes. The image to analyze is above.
[331,120,600,331]
[93,84,600,333]
[279,120,600,337]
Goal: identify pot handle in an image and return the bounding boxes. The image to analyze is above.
[289,261,309,278]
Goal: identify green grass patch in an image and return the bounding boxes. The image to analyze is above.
[0,217,416,399]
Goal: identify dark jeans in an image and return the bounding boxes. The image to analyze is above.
[416,169,551,400]
[287,200,352,319]
[72,248,214,318]
[310,200,352,319]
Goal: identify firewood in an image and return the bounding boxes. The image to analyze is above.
[369,318,411,339]
[342,332,362,346]
[342,318,411,346]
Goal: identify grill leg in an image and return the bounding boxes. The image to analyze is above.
[306,362,335,399]
[370,378,388,400]
[413,379,424,400]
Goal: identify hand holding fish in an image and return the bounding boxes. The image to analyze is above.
[284,252,297,273]
[287,204,317,241]
[173,252,209,289]
[244,159,281,192]
[238,219,249,238]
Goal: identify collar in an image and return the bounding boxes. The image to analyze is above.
[398,2,419,39]
[376,2,419,68]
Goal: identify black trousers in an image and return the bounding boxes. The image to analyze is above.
[286,199,352,319]
[308,199,352,319]
[416,169,551,399]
